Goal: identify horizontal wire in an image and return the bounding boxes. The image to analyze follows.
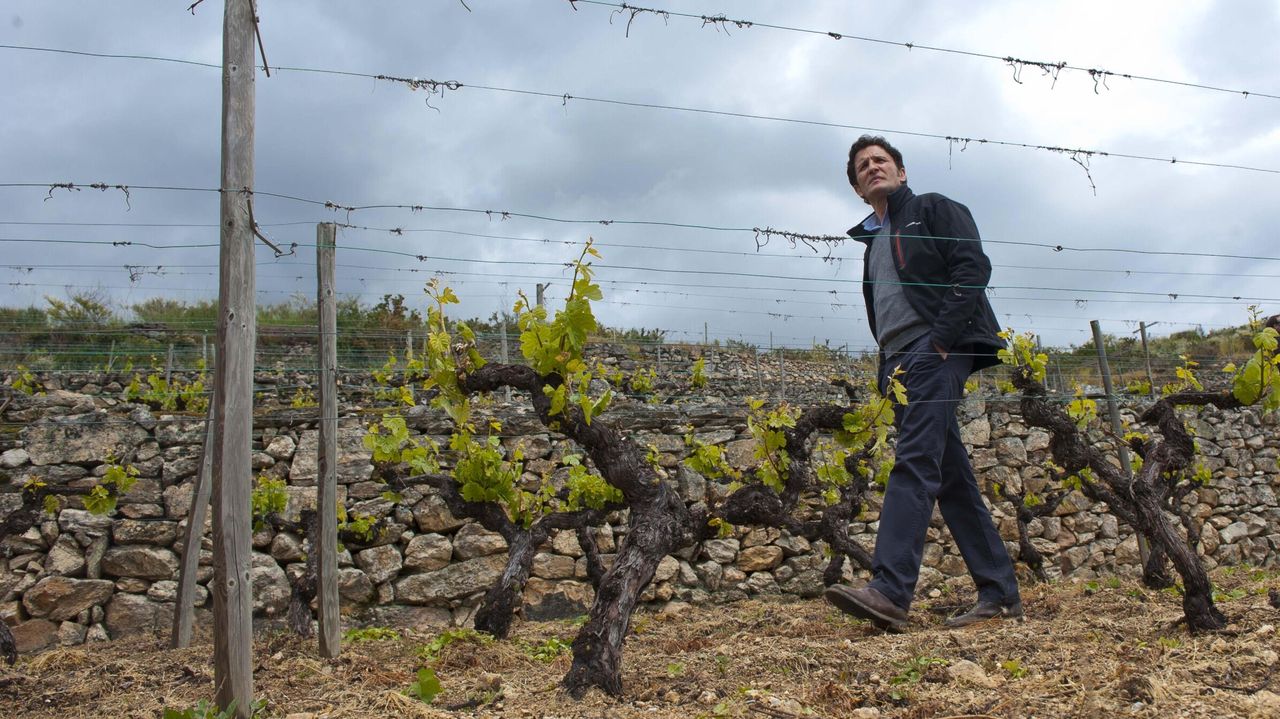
[7,220,1280,283]
[1,255,1246,331]
[8,182,1280,265]
[5,231,1279,305]
[2,42,1278,175]
[570,1,1280,101]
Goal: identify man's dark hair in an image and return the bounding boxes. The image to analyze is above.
[846,135,905,189]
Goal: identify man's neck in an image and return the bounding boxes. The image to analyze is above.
[871,197,889,223]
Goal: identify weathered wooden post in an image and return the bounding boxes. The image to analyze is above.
[1139,321,1156,397]
[499,313,512,402]
[316,223,341,657]
[1090,320,1150,567]
[777,347,785,402]
[171,406,215,649]
[211,0,257,714]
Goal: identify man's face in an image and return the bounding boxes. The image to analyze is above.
[852,145,906,204]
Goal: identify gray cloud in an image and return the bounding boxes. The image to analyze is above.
[2,0,1278,355]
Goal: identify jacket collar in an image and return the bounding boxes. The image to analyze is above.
[847,184,915,243]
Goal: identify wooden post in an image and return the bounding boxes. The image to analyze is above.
[171,405,215,648]
[1139,321,1156,397]
[165,343,175,386]
[777,347,785,402]
[1090,320,1150,567]
[703,322,708,345]
[406,330,413,359]
[499,313,511,402]
[106,340,116,372]
[203,333,208,368]
[316,223,341,657]
[211,1,257,714]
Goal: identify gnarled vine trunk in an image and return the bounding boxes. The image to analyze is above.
[390,468,616,640]
[1012,372,1236,631]
[463,363,702,696]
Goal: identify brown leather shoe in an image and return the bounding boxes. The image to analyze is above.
[822,585,908,632]
[943,599,1025,628]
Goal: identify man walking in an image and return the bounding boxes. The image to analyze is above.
[823,135,1022,631]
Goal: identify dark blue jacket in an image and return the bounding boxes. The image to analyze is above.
[848,184,1004,372]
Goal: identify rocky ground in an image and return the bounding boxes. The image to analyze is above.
[2,568,1278,719]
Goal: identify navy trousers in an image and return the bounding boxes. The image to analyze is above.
[869,336,1020,611]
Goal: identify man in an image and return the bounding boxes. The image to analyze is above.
[822,135,1022,631]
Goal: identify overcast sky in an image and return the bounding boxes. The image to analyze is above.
[2,0,1278,354]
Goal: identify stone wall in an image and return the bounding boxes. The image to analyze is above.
[2,352,1278,655]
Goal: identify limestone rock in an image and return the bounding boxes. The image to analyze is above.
[742,526,780,548]
[161,445,204,483]
[105,592,173,638]
[22,576,115,621]
[988,437,1029,465]
[723,439,759,469]
[338,567,376,604]
[265,434,296,460]
[947,659,996,688]
[532,552,576,580]
[780,569,824,598]
[57,509,113,535]
[251,552,291,616]
[413,493,465,533]
[676,464,707,503]
[404,534,453,572]
[146,580,179,602]
[695,560,724,591]
[523,577,593,620]
[744,571,780,594]
[270,532,306,562]
[23,412,148,467]
[163,481,197,520]
[1221,521,1250,544]
[502,433,551,459]
[653,555,680,583]
[46,534,86,577]
[276,485,348,524]
[0,448,29,468]
[774,534,811,557]
[289,424,373,485]
[115,577,149,593]
[86,623,110,642]
[11,618,59,653]
[737,545,784,572]
[154,416,205,446]
[960,416,991,446]
[550,529,584,558]
[394,555,506,604]
[356,544,403,585]
[58,620,88,646]
[112,519,177,546]
[102,546,179,581]
[1025,430,1051,452]
[452,523,508,560]
[701,538,739,564]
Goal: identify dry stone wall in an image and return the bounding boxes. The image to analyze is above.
[2,351,1278,656]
